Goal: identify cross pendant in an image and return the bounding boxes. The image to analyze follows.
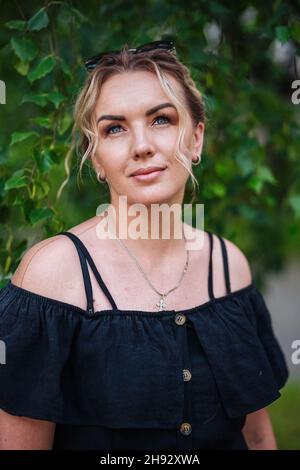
[156,295,167,311]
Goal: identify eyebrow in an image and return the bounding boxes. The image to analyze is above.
[96,102,176,124]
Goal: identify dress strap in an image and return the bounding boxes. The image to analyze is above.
[58,231,118,312]
[206,231,232,299]
[216,234,231,295]
[206,231,215,300]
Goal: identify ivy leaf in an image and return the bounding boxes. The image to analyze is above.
[31,116,52,128]
[34,149,56,173]
[14,61,29,76]
[28,7,49,31]
[29,207,54,225]
[28,55,56,83]
[10,131,39,145]
[5,20,27,31]
[21,92,49,107]
[4,170,29,190]
[10,37,38,62]
[60,60,72,78]
[47,91,66,109]
[58,113,72,135]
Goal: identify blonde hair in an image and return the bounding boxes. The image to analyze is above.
[56,43,206,202]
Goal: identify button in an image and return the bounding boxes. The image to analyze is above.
[180,422,192,435]
[183,369,192,381]
[175,313,186,325]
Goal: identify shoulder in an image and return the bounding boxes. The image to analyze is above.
[11,233,81,299]
[11,219,99,294]
[218,235,253,291]
[186,225,252,295]
[10,216,102,304]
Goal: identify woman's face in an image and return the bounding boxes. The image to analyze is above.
[93,70,204,208]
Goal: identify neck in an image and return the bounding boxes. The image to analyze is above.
[98,202,188,272]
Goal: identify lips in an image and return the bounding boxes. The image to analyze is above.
[130,166,166,176]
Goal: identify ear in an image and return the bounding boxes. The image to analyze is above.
[192,121,205,160]
[91,153,101,174]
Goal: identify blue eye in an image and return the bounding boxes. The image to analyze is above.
[104,114,171,135]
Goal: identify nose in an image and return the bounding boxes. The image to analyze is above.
[131,128,155,159]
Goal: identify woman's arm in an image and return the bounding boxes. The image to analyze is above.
[242,408,277,450]
[0,409,56,450]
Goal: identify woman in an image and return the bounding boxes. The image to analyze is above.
[0,40,289,450]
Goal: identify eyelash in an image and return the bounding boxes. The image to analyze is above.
[104,114,172,135]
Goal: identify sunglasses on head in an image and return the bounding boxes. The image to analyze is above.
[84,39,176,72]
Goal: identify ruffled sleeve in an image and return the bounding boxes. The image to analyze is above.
[0,281,80,423]
[189,283,289,419]
[244,286,289,390]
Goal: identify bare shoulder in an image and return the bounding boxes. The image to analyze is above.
[10,215,102,304]
[221,235,253,291]
[11,233,81,299]
[189,225,253,296]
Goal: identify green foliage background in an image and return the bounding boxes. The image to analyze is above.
[0,0,299,450]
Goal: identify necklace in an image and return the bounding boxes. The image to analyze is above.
[105,216,189,311]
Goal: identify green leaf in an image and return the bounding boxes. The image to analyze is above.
[10,131,39,145]
[288,195,300,219]
[31,116,52,128]
[21,92,49,107]
[36,180,50,199]
[28,7,49,31]
[34,148,56,173]
[60,60,72,78]
[29,207,54,225]
[14,61,29,75]
[47,91,66,109]
[210,182,226,197]
[10,37,38,62]
[27,55,56,83]
[58,113,72,135]
[275,26,292,44]
[257,165,277,185]
[5,20,26,31]
[247,176,263,194]
[4,170,29,190]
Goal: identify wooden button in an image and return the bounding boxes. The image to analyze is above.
[180,422,192,435]
[183,369,192,381]
[175,313,186,325]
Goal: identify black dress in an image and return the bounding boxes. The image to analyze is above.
[0,230,289,450]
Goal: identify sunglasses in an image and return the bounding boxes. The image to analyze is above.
[84,39,176,72]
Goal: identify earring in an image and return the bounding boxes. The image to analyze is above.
[192,155,201,166]
[96,171,107,183]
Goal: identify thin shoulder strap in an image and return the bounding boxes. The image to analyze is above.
[206,230,215,300]
[58,231,118,312]
[215,234,231,295]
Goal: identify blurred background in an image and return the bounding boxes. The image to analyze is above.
[0,0,299,449]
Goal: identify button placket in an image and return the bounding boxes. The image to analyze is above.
[174,313,193,450]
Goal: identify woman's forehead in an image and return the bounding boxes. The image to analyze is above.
[96,71,181,111]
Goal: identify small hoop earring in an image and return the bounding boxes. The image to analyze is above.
[96,171,107,183]
[192,155,201,166]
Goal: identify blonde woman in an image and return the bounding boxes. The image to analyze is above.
[0,40,289,450]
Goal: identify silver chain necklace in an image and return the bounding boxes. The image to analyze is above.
[105,217,190,311]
